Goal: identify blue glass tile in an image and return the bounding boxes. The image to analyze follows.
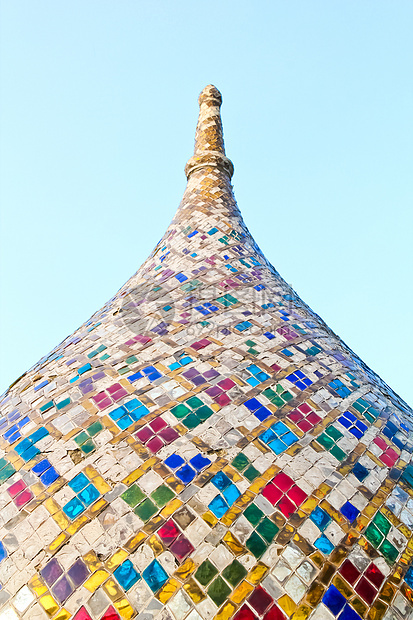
[211,472,231,491]
[190,454,211,471]
[29,427,49,443]
[63,497,85,520]
[78,364,92,375]
[310,507,331,531]
[128,372,144,382]
[176,465,196,484]
[223,484,241,506]
[114,559,140,590]
[323,585,346,615]
[142,560,168,593]
[117,415,133,430]
[78,484,100,506]
[405,564,413,588]
[124,399,142,412]
[246,377,260,387]
[338,416,352,429]
[272,422,289,436]
[40,467,59,486]
[68,473,89,493]
[349,427,364,439]
[268,439,287,455]
[314,535,334,555]
[208,495,229,518]
[14,438,31,455]
[282,432,298,446]
[260,428,277,444]
[254,406,271,422]
[352,462,369,482]
[0,542,7,562]
[109,407,125,421]
[338,605,362,620]
[264,332,275,339]
[165,454,185,469]
[32,459,51,475]
[244,398,261,412]
[20,445,40,462]
[340,502,359,523]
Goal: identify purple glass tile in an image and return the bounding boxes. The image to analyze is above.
[192,376,207,386]
[183,369,199,379]
[68,559,89,587]
[52,575,73,603]
[203,369,219,380]
[41,558,63,586]
[205,386,222,397]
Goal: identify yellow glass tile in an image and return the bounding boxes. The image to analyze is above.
[124,531,147,553]
[211,403,220,412]
[332,575,353,598]
[203,511,218,527]
[223,531,244,555]
[83,569,109,592]
[278,594,297,616]
[52,511,70,530]
[174,558,196,581]
[314,483,331,499]
[300,497,318,514]
[161,498,182,518]
[367,601,387,620]
[28,574,48,596]
[247,562,268,585]
[215,601,237,620]
[31,482,45,496]
[92,475,112,494]
[103,578,124,601]
[66,514,89,536]
[235,490,255,508]
[221,505,242,526]
[89,498,108,516]
[183,579,205,603]
[53,610,71,620]
[306,583,324,606]
[141,457,158,472]
[106,549,129,571]
[292,605,312,620]
[114,598,135,619]
[230,580,254,604]
[83,551,102,571]
[44,497,60,515]
[249,478,267,493]
[261,465,279,481]
[157,578,180,604]
[39,594,59,616]
[399,523,412,539]
[148,534,164,555]
[48,531,69,553]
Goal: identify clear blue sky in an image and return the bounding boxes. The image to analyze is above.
[0,1,412,405]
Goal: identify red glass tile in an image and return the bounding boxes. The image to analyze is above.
[150,417,167,432]
[101,606,120,620]
[107,383,123,395]
[248,586,273,615]
[158,519,180,546]
[8,479,26,498]
[15,489,33,507]
[355,576,377,605]
[297,420,312,432]
[273,472,294,492]
[262,483,283,505]
[215,393,231,406]
[159,427,180,443]
[264,605,286,620]
[170,534,194,561]
[373,437,388,450]
[277,496,297,518]
[95,397,112,410]
[298,403,312,414]
[307,412,321,425]
[146,436,164,453]
[287,485,307,506]
[365,563,385,588]
[136,427,155,443]
[233,604,257,620]
[380,448,398,466]
[339,559,360,586]
[72,608,92,620]
[271,363,281,373]
[288,410,304,423]
[112,388,128,401]
[218,378,235,391]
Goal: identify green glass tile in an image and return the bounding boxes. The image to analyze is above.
[244,465,260,482]
[195,560,218,586]
[317,433,335,450]
[56,398,70,410]
[118,366,130,375]
[182,413,201,429]
[196,405,214,422]
[272,396,285,407]
[245,340,256,347]
[330,445,347,461]
[74,431,89,447]
[121,485,145,507]
[281,391,293,402]
[232,453,250,472]
[87,421,104,437]
[262,388,277,400]
[222,560,247,587]
[325,426,343,441]
[244,504,264,527]
[379,539,398,563]
[40,401,53,413]
[0,463,15,483]
[364,412,375,424]
[126,356,138,364]
[100,354,110,361]
[365,523,384,548]
[256,517,279,543]
[80,439,96,454]
[248,348,259,355]
[207,576,231,607]
[373,512,391,536]
[0,458,8,471]
[186,396,203,410]
[151,485,174,507]
[246,532,267,558]
[171,404,191,419]
[134,499,158,521]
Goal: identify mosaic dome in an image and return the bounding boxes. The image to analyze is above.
[1,86,413,620]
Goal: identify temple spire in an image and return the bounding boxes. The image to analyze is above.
[184,84,234,180]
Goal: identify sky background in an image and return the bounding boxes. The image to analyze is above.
[0,1,412,405]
